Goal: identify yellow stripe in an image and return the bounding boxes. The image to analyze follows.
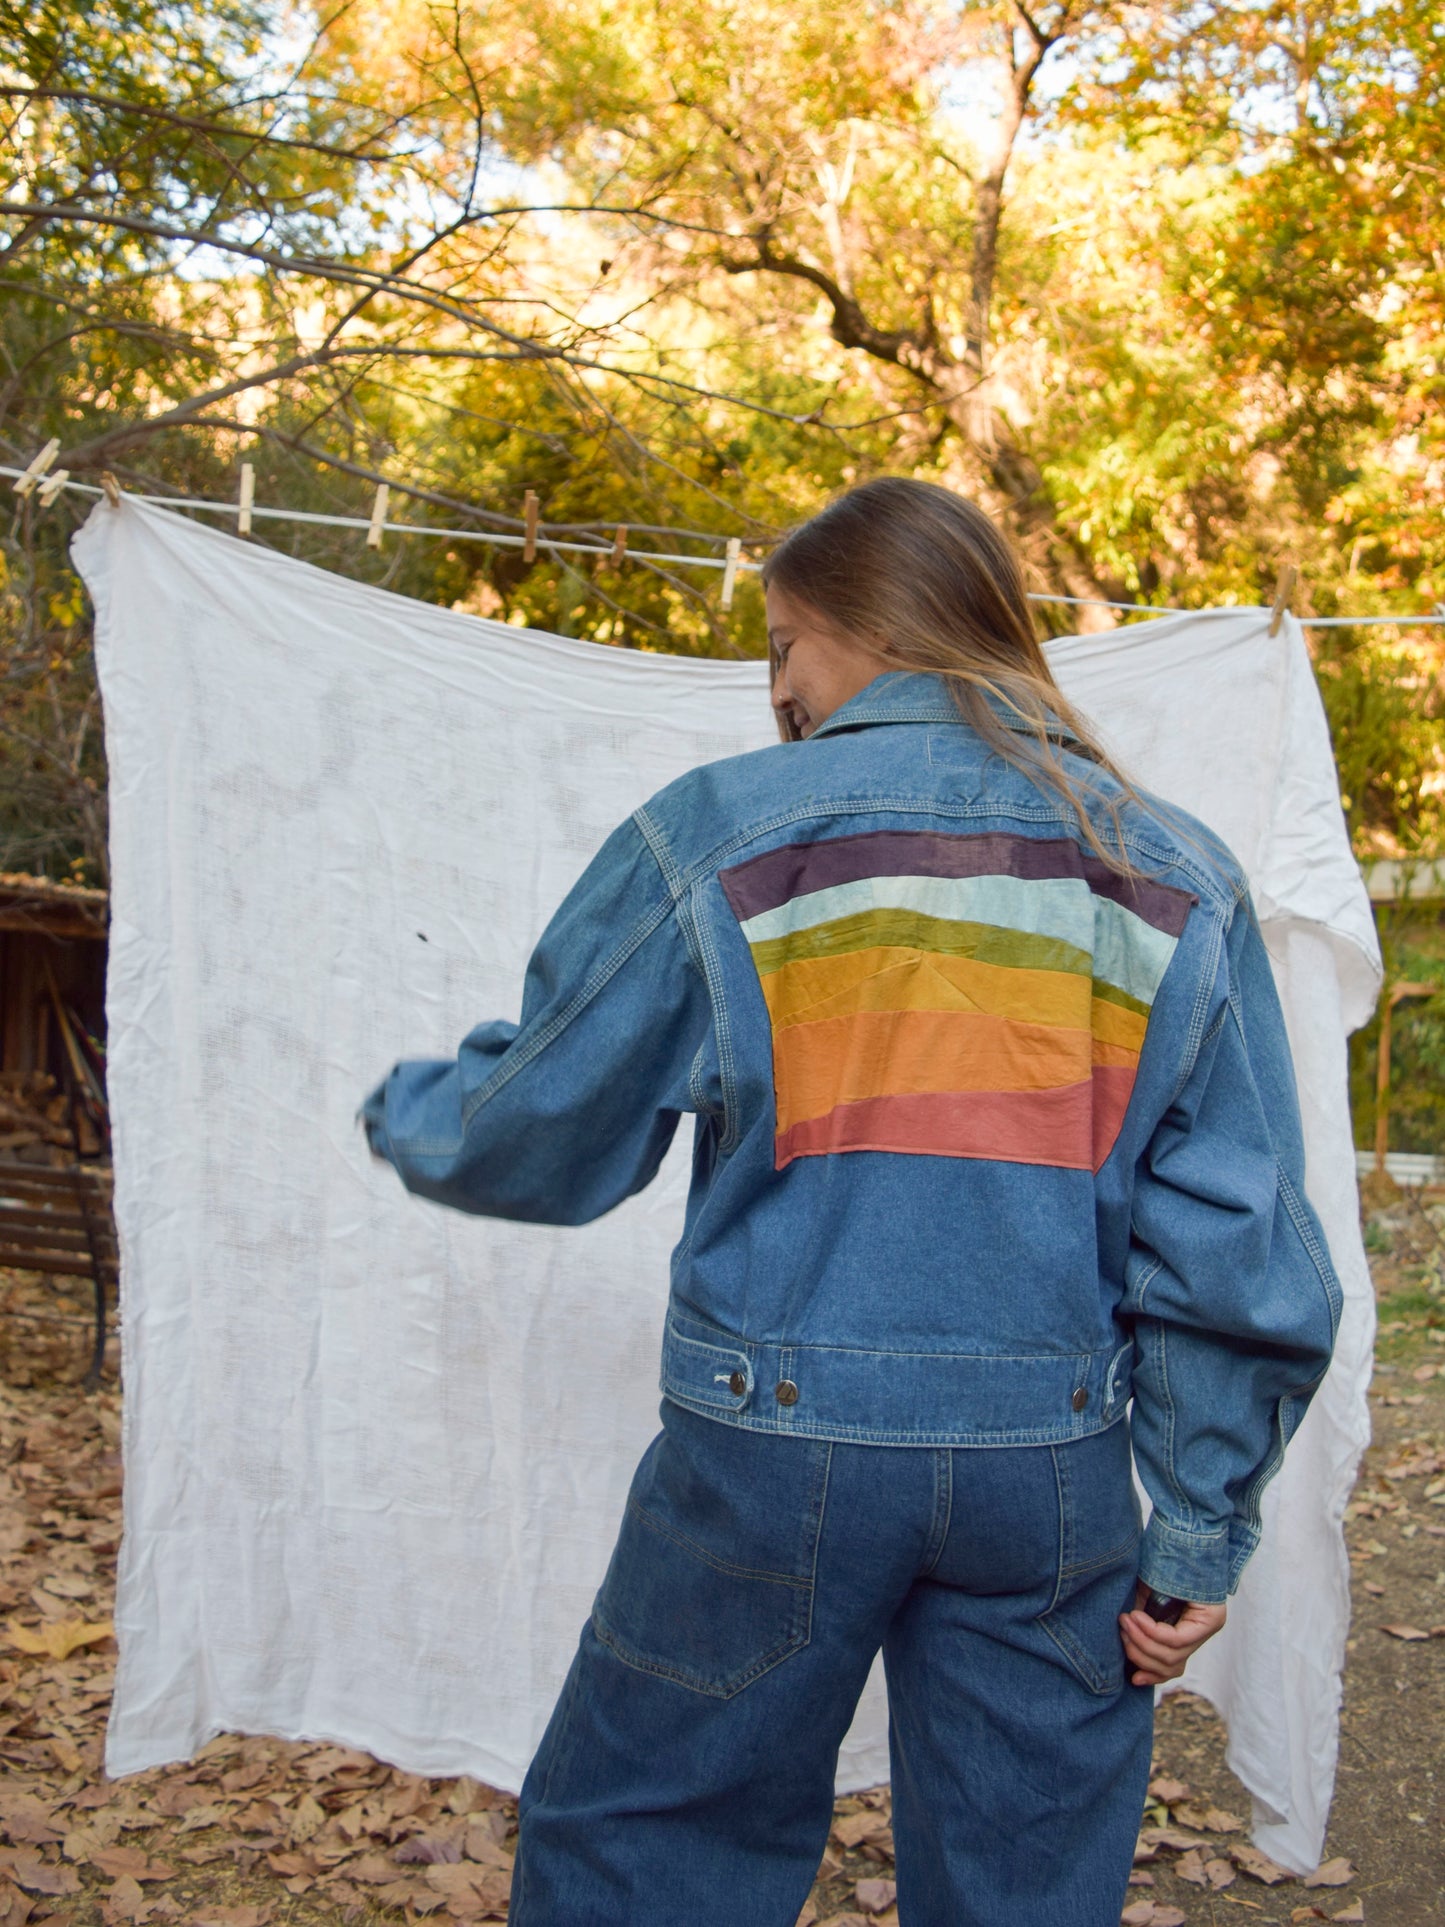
[762,945,1095,1032]
[1090,994,1148,1053]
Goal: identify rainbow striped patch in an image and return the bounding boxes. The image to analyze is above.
[719,829,1194,1172]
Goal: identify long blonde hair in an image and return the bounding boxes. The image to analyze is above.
[762,477,1142,875]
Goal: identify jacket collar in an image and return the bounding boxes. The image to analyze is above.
[806,670,1080,747]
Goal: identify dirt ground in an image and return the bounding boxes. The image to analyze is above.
[1,1190,1442,1927]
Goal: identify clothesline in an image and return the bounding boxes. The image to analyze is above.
[11,463,1445,629]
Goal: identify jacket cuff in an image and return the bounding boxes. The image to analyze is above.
[359,1075,394,1163]
[1138,1515,1232,1605]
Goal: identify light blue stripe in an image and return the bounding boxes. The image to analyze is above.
[739,872,1177,1006]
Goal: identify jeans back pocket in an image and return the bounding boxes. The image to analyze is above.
[1037,1419,1142,1696]
[593,1402,832,1699]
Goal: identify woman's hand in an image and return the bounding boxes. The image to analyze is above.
[1119,1584,1227,1687]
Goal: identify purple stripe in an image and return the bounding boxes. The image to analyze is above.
[719,828,1194,936]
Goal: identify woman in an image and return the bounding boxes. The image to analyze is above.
[363,479,1339,1926]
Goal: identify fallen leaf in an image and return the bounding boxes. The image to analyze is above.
[0,1880,32,1927]
[1303,1858,1356,1889]
[832,1811,891,1850]
[296,1745,377,1779]
[0,1799,60,1847]
[1289,1909,1327,1924]
[2,1857,79,1899]
[1378,1624,1431,1641]
[286,1793,325,1842]
[463,1821,514,1869]
[1146,1777,1189,1804]
[45,1735,82,1773]
[4,1617,113,1661]
[1361,1582,1386,1597]
[218,1762,272,1794]
[854,1877,896,1914]
[175,1804,229,1833]
[343,1852,399,1884]
[229,1802,280,1835]
[1331,1904,1365,1922]
[1174,1801,1242,1833]
[1177,1848,1209,1887]
[395,1833,463,1865]
[178,1844,230,1866]
[91,1847,173,1883]
[265,1851,317,1878]
[1143,1827,1209,1852]
[191,1909,273,1927]
[102,1874,146,1922]
[424,1862,512,1910]
[1121,1909,1156,1927]
[1232,1843,1292,1884]
[146,1780,205,1820]
[1128,1871,1155,1886]
[1205,1856,1237,1890]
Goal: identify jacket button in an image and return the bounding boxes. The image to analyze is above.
[728,1371,746,1397]
[1071,1387,1089,1412]
[775,1380,799,1406]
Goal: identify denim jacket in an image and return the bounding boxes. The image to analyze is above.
[364,672,1340,1603]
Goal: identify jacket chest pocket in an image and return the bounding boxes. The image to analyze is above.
[592,1403,832,1699]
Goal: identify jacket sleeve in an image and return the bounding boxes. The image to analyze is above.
[1125,897,1342,1604]
[361,813,711,1225]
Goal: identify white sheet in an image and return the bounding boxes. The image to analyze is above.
[73,500,1379,1873]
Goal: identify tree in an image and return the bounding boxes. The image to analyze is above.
[3,0,1443,880]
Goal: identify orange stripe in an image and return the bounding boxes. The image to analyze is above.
[762,945,1094,1031]
[1091,1036,1139,1071]
[772,1006,1094,1136]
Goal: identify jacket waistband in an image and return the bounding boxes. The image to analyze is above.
[660,1307,1133,1447]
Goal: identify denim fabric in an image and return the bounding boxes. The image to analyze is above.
[364,672,1341,1601]
[511,1401,1153,1926]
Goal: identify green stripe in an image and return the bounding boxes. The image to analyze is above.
[747,909,1092,980]
[1091,978,1151,1019]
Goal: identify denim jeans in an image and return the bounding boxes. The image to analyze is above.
[512,1400,1153,1926]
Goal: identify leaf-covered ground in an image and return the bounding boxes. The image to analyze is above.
[1,1194,1441,1927]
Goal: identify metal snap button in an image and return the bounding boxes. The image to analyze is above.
[775,1380,799,1406]
[728,1370,746,1397]
[1071,1387,1089,1412]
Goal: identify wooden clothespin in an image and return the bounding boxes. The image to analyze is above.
[610,525,628,567]
[37,469,70,507]
[100,472,122,508]
[366,482,390,550]
[13,439,61,497]
[1268,562,1298,638]
[237,462,255,537]
[522,490,540,563]
[720,537,742,613]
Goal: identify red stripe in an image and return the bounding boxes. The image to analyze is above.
[775,1083,1094,1169]
[1090,1063,1137,1170]
[774,1071,1140,1172]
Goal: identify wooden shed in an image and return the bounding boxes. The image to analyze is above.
[0,871,108,1082]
